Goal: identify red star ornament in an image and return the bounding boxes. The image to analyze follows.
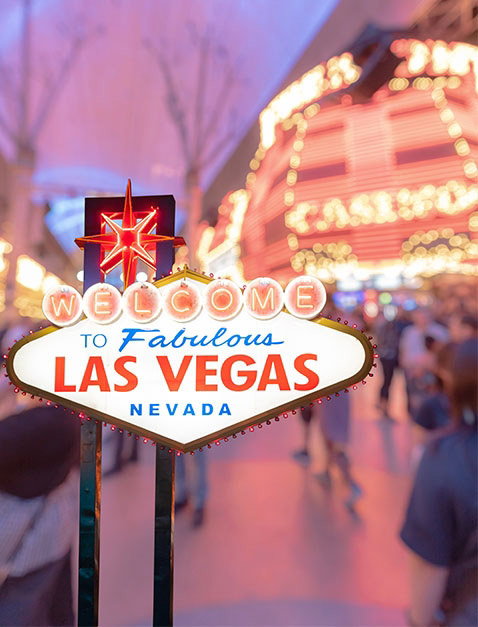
[75,179,185,287]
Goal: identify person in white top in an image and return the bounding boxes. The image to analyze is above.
[399,308,448,419]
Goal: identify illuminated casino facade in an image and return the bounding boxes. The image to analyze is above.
[196,39,478,290]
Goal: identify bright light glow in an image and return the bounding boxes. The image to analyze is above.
[197,189,250,282]
[163,281,201,322]
[123,281,161,323]
[364,301,379,318]
[259,52,361,149]
[75,180,184,288]
[392,39,478,90]
[285,183,478,235]
[455,138,470,156]
[136,271,148,282]
[77,270,84,282]
[42,285,83,327]
[10,270,372,452]
[42,274,62,293]
[389,77,409,91]
[244,278,284,320]
[16,255,45,291]
[469,213,478,231]
[284,276,326,319]
[39,274,333,324]
[464,160,478,178]
[0,238,12,273]
[400,227,478,278]
[383,305,397,320]
[198,38,478,283]
[83,283,122,324]
[204,279,243,321]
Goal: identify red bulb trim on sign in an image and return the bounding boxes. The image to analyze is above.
[6,299,375,452]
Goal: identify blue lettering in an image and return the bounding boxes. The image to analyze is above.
[187,335,203,347]
[81,333,92,348]
[263,333,280,346]
[184,403,195,415]
[202,403,213,415]
[211,327,228,345]
[166,403,178,416]
[149,404,160,416]
[149,334,168,348]
[226,335,241,347]
[92,334,107,348]
[120,327,283,352]
[219,403,231,416]
[120,329,148,352]
[171,330,187,348]
[130,404,142,416]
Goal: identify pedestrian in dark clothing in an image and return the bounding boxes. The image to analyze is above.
[400,338,477,627]
[291,405,314,466]
[376,314,402,418]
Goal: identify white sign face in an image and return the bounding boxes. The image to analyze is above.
[7,270,373,451]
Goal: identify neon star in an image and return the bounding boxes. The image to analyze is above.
[75,179,185,287]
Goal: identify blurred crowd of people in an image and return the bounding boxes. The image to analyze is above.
[376,301,478,627]
[290,295,477,626]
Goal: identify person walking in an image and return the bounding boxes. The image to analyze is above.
[291,405,315,466]
[175,452,208,528]
[399,308,448,419]
[314,393,362,510]
[375,311,402,419]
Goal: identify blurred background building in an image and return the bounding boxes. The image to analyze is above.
[0,0,475,323]
[196,15,477,329]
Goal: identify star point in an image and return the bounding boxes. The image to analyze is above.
[75,180,185,288]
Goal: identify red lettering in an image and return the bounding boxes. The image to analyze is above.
[221,355,257,391]
[79,356,110,392]
[156,356,192,391]
[257,354,290,390]
[51,294,76,317]
[196,355,218,391]
[94,291,112,315]
[294,354,319,390]
[251,286,274,311]
[114,356,138,391]
[134,291,152,314]
[54,356,76,392]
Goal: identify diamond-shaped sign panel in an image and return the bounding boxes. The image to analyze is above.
[7,271,373,452]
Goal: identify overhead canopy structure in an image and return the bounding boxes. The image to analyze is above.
[0,0,344,251]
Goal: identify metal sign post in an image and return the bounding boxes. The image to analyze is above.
[153,196,176,627]
[77,190,178,626]
[78,200,104,627]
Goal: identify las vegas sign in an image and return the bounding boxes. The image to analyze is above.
[6,269,373,452]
